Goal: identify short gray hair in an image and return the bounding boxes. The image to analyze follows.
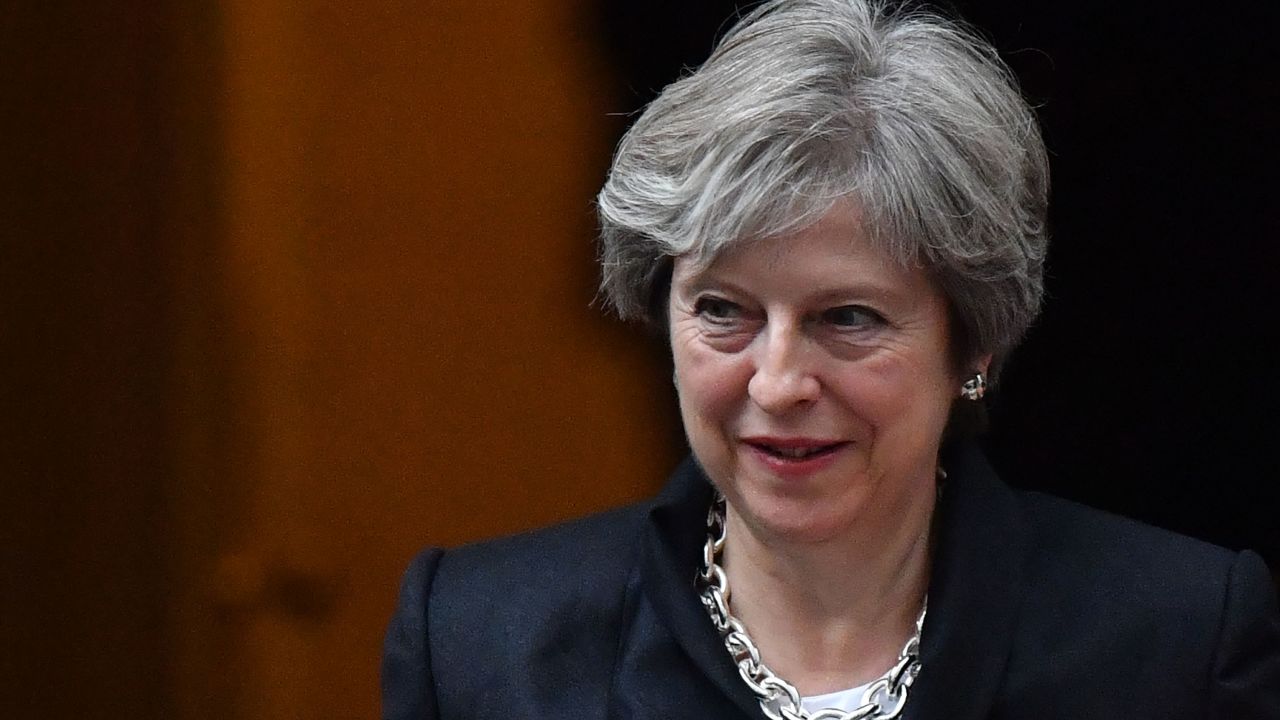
[596,0,1049,376]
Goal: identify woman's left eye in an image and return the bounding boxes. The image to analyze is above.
[821,305,883,328]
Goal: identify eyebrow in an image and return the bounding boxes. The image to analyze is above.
[677,272,912,309]
[805,284,909,306]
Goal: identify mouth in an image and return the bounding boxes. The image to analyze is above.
[743,439,848,461]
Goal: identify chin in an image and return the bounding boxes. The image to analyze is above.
[729,479,873,546]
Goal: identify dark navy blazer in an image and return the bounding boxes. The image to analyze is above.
[382,444,1280,718]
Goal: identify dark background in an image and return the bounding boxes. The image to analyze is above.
[596,0,1280,565]
[2,1,1275,717]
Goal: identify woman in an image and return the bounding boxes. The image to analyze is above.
[384,1,1280,717]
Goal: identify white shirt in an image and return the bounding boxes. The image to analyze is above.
[801,681,875,714]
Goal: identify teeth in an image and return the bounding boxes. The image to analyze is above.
[768,445,825,458]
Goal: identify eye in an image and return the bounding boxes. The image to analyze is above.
[693,296,742,323]
[821,305,883,328]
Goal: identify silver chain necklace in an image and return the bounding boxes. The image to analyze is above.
[696,495,926,720]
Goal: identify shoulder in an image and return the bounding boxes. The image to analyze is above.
[940,443,1250,627]
[383,501,657,719]
[430,500,651,618]
[935,443,1280,715]
[388,501,651,633]
[1015,488,1241,594]
[1003,489,1280,715]
[428,500,656,657]
[1012,487,1249,640]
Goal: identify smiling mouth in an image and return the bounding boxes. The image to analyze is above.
[746,441,846,460]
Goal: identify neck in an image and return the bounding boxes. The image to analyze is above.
[718,478,935,696]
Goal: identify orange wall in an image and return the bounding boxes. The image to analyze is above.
[3,1,681,718]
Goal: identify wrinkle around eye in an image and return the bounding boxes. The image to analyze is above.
[671,312,757,354]
[699,326,757,353]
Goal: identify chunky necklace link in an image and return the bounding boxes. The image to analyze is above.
[696,494,926,720]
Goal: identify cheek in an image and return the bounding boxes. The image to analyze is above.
[673,341,753,429]
[677,353,745,418]
[837,354,955,437]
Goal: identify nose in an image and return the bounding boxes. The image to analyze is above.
[747,322,820,413]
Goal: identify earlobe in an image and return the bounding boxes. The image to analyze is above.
[975,353,993,378]
[959,372,987,401]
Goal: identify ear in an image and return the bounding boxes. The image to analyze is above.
[974,353,992,377]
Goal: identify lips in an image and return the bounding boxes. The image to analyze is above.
[749,442,841,459]
[741,437,849,462]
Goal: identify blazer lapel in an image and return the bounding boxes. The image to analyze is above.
[639,458,768,719]
[907,443,1032,720]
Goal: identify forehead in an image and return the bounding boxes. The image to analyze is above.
[672,201,932,301]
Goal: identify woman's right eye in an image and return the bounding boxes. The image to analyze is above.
[693,296,741,323]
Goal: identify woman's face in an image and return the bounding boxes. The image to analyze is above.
[669,202,968,545]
